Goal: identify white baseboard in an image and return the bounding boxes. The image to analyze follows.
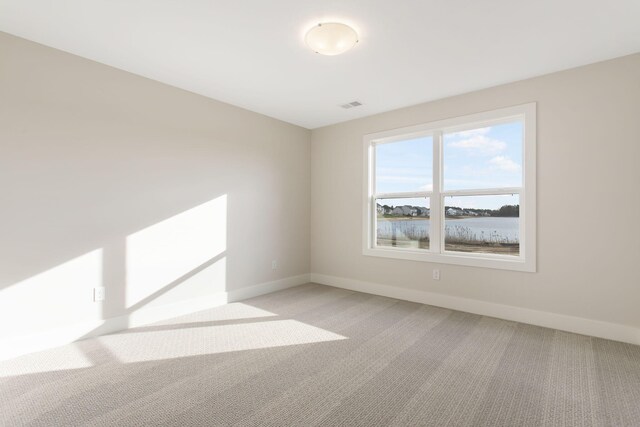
[0,274,310,361]
[227,273,311,302]
[310,273,640,346]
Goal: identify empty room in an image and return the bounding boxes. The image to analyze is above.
[1,1,639,426]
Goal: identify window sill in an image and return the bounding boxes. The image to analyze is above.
[363,247,535,272]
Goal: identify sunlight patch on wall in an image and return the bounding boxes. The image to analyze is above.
[0,249,103,338]
[98,319,346,363]
[127,256,227,320]
[126,195,227,308]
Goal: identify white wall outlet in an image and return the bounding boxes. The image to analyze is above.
[272,260,278,270]
[433,269,440,280]
[93,287,105,302]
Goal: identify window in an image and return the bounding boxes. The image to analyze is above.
[363,103,536,271]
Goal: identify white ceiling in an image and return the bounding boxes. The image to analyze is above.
[1,1,639,129]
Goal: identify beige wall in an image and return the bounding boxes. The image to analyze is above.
[311,53,640,332]
[0,32,311,354]
[2,29,639,354]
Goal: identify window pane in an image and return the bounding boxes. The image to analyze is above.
[444,194,519,256]
[376,198,430,250]
[375,136,433,194]
[443,121,522,190]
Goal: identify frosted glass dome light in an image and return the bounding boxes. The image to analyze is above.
[305,23,358,56]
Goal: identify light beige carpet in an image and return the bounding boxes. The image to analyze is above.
[1,283,639,426]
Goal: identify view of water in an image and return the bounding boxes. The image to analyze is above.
[377,217,519,242]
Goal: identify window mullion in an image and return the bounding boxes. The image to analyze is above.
[431,131,442,253]
[442,188,521,197]
[374,191,431,199]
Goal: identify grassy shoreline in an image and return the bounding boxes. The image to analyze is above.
[376,238,519,255]
[376,214,519,255]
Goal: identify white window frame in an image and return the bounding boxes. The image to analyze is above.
[363,103,536,272]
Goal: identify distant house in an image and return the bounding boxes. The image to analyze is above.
[376,204,393,215]
[416,207,430,217]
[391,206,405,216]
[446,207,461,216]
[405,205,418,216]
[389,205,414,216]
[380,204,429,217]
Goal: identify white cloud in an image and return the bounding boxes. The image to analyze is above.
[448,135,507,155]
[419,184,433,191]
[489,156,520,172]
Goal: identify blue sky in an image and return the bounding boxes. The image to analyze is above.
[375,136,433,194]
[375,121,522,210]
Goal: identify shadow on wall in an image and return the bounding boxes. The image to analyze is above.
[0,195,230,360]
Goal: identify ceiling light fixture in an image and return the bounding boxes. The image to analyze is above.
[305,23,358,56]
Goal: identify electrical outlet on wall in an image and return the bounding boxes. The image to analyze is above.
[94,287,105,302]
[272,260,278,270]
[433,269,440,280]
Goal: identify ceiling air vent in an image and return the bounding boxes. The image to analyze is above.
[340,101,363,109]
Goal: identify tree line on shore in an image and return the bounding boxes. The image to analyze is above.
[377,203,519,218]
[447,204,519,217]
